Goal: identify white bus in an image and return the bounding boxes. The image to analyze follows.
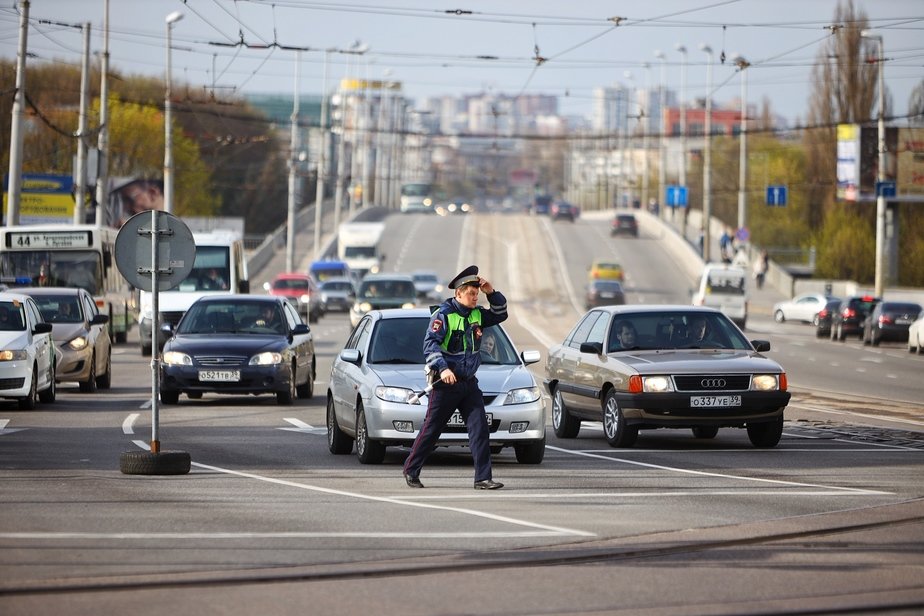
[0,224,134,342]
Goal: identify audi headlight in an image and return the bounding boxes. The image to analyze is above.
[751,374,779,391]
[162,351,192,366]
[249,352,283,366]
[375,386,416,404]
[502,386,541,405]
[0,350,28,362]
[66,335,89,351]
[642,376,674,392]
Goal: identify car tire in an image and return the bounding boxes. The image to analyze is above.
[602,390,638,448]
[187,392,203,399]
[96,350,112,389]
[747,416,783,448]
[774,309,785,323]
[79,352,98,393]
[871,330,881,346]
[327,396,353,454]
[119,450,190,475]
[296,360,314,399]
[18,369,38,411]
[277,364,296,405]
[692,426,719,439]
[552,388,580,438]
[38,363,56,404]
[355,403,386,464]
[514,437,546,464]
[160,389,179,405]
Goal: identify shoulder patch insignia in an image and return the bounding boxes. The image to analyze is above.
[431,318,443,332]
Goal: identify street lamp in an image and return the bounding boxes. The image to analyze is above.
[861,30,887,296]
[733,53,750,237]
[164,10,184,215]
[675,44,687,190]
[654,50,667,219]
[700,43,713,262]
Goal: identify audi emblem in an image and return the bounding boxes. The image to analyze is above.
[700,378,726,388]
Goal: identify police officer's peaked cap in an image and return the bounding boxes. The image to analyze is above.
[448,265,479,289]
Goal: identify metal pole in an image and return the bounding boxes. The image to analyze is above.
[164,11,184,215]
[73,22,91,224]
[94,0,110,227]
[286,51,301,273]
[862,32,886,297]
[735,55,750,235]
[641,63,651,209]
[313,50,329,261]
[654,50,667,220]
[6,0,30,227]
[150,209,160,453]
[701,44,713,262]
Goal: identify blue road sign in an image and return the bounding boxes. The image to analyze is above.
[766,185,787,206]
[875,181,896,198]
[666,185,688,208]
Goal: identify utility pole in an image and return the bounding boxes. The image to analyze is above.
[94,0,110,227]
[286,51,301,273]
[6,0,30,226]
[734,54,750,235]
[862,30,887,297]
[313,49,330,260]
[73,22,91,224]
[700,43,714,262]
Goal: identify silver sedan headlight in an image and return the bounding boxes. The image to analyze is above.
[375,385,418,404]
[0,350,28,362]
[162,351,192,366]
[250,352,283,366]
[67,335,89,351]
[502,386,541,405]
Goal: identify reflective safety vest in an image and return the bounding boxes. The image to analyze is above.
[439,308,482,354]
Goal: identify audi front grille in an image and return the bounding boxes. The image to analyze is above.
[673,375,751,392]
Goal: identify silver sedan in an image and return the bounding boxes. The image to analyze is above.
[327,308,547,464]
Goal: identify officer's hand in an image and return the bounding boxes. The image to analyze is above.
[440,368,456,385]
[478,277,494,295]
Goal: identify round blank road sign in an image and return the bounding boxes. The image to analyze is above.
[115,210,196,292]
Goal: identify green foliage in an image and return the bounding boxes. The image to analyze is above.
[814,207,875,283]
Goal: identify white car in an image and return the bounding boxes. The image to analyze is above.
[908,309,924,354]
[0,292,56,409]
[772,293,836,324]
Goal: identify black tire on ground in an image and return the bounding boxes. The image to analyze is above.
[38,363,56,403]
[356,404,386,464]
[160,389,180,404]
[747,416,784,448]
[79,353,98,393]
[327,396,353,454]
[774,310,785,323]
[692,426,719,439]
[119,450,191,475]
[603,389,638,448]
[96,350,112,389]
[19,370,37,410]
[552,388,581,438]
[515,436,546,464]
[187,391,203,399]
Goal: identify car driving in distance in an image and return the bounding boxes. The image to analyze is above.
[264,272,324,323]
[908,309,924,354]
[327,308,546,464]
[349,273,418,328]
[318,277,356,313]
[692,263,748,329]
[545,305,790,448]
[611,213,639,237]
[830,295,880,341]
[550,201,578,222]
[773,293,836,324]
[862,300,922,346]
[585,280,626,309]
[814,297,843,338]
[588,259,625,282]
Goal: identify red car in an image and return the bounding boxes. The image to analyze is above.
[264,273,324,323]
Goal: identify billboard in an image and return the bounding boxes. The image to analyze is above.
[837,123,899,202]
[2,174,75,223]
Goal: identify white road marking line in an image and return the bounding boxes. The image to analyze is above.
[190,461,594,538]
[122,413,139,434]
[0,419,27,435]
[280,417,326,434]
[0,531,566,540]
[401,490,882,502]
[545,445,890,495]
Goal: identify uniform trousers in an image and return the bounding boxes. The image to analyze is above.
[403,377,493,482]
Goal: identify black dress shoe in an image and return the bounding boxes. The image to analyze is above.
[404,473,424,488]
[473,479,503,490]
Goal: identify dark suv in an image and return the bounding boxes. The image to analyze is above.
[611,213,639,237]
[830,295,881,341]
[551,201,578,222]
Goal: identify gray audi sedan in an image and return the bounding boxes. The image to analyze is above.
[545,305,790,448]
[327,309,547,464]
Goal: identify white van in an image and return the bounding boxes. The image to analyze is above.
[692,264,748,329]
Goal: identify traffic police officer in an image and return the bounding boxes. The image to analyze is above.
[403,265,507,490]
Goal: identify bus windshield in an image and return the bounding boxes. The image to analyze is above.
[400,183,432,197]
[0,250,101,294]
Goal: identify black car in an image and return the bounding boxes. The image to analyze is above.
[532,195,553,215]
[159,295,315,405]
[830,295,881,341]
[611,213,639,237]
[585,280,626,309]
[862,301,923,346]
[551,201,578,222]
[814,297,842,338]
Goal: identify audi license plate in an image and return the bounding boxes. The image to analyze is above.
[447,412,492,427]
[690,395,741,407]
[199,370,240,382]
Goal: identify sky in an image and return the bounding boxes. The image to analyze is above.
[1,0,922,124]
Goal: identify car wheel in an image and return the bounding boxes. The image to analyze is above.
[96,350,112,389]
[187,392,203,399]
[514,436,546,464]
[38,362,56,403]
[119,450,190,475]
[871,330,881,346]
[296,360,314,399]
[602,390,638,448]
[692,426,719,439]
[277,364,296,405]
[747,416,783,448]
[551,388,580,438]
[774,309,785,323]
[327,396,353,454]
[355,403,386,464]
[836,324,845,341]
[812,314,821,327]
[79,352,98,393]
[160,389,179,405]
[19,370,38,410]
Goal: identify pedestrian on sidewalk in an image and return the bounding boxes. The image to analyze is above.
[753,249,769,290]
